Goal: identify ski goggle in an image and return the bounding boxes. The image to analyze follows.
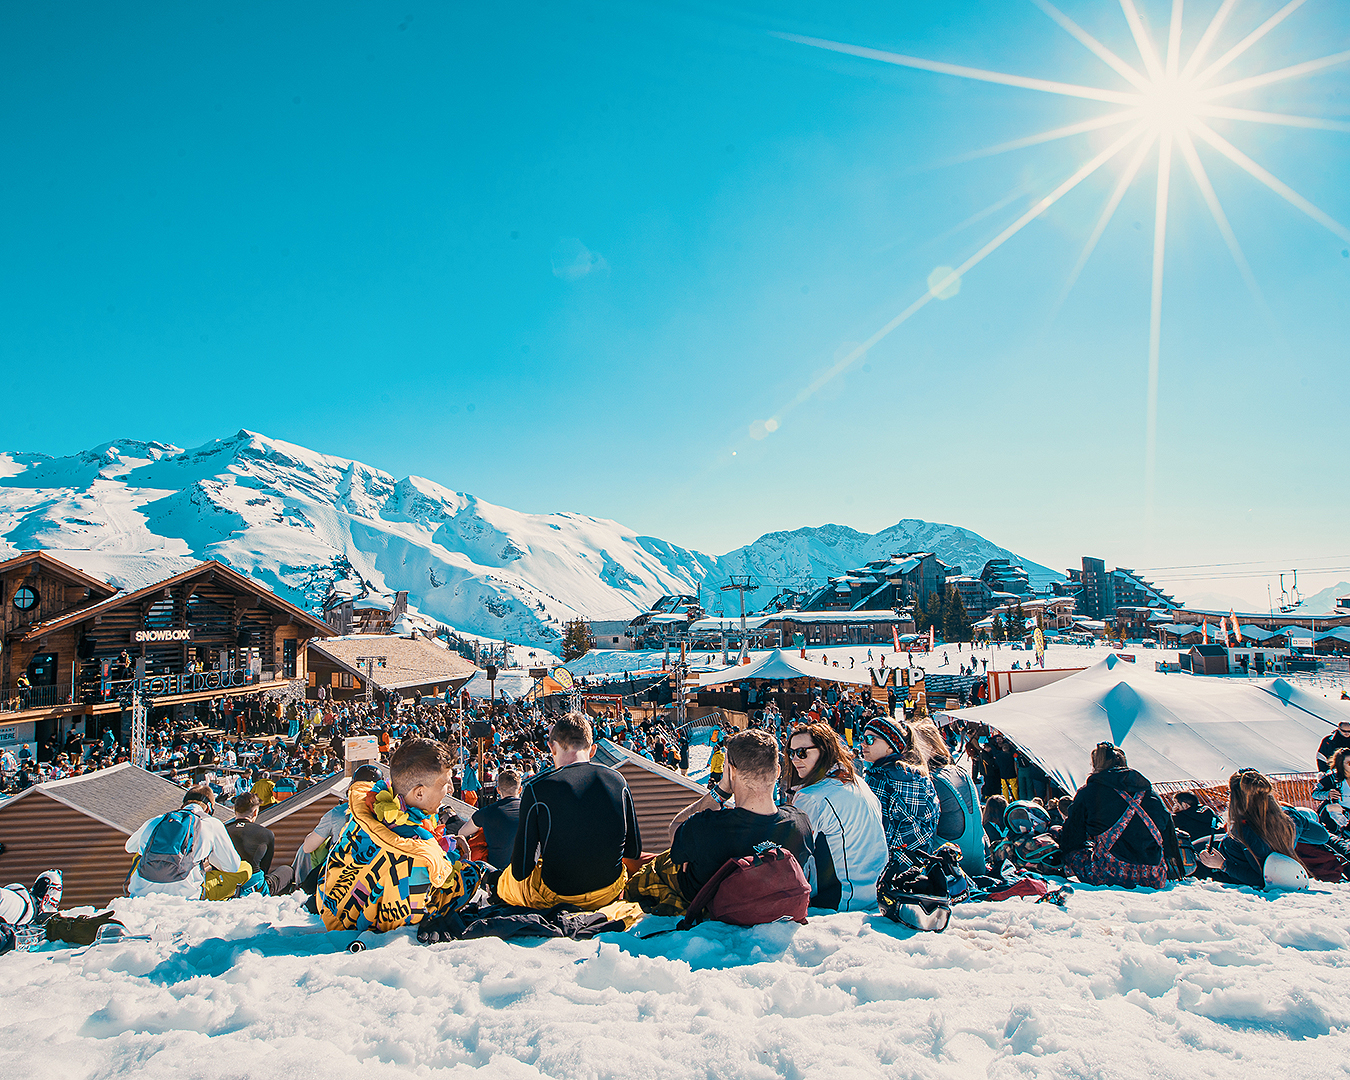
[894,899,951,933]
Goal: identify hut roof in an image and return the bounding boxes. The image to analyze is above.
[311,636,477,691]
[2,762,230,834]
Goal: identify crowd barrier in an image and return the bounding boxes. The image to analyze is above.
[1154,773,1319,811]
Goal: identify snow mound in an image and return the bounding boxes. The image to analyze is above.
[3,880,1346,1078]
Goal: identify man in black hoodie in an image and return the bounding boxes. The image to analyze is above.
[1059,743,1183,886]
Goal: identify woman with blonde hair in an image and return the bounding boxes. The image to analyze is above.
[1217,769,1303,889]
[908,718,987,876]
[786,721,888,911]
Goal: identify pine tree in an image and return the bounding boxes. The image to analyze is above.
[924,592,944,639]
[942,585,973,643]
[1011,600,1026,642]
[943,586,973,642]
[562,618,594,661]
[991,613,1004,642]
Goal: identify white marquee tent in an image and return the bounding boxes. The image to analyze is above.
[694,648,880,689]
[959,654,1348,792]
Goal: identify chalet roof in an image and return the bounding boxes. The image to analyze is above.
[0,551,118,597]
[310,636,477,691]
[1,762,230,834]
[593,739,707,794]
[17,558,332,641]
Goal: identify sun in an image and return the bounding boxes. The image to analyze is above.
[1142,74,1202,131]
[762,1,1349,531]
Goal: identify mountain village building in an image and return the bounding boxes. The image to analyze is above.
[0,551,330,753]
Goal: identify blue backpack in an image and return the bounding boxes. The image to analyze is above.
[138,808,202,883]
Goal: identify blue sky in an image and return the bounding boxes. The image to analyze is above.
[2,1,1348,605]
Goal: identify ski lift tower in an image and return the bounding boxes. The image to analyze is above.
[721,575,760,664]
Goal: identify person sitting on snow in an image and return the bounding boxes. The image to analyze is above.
[125,784,242,898]
[626,728,812,914]
[495,713,641,911]
[859,717,940,861]
[319,739,476,933]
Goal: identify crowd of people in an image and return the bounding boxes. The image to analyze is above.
[2,684,1346,953]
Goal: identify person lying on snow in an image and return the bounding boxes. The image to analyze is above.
[319,739,478,933]
[1058,743,1182,888]
[0,872,62,954]
[626,728,813,915]
[494,712,642,911]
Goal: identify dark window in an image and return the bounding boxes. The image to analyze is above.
[282,638,297,679]
[27,653,57,686]
[340,672,353,689]
[13,586,38,611]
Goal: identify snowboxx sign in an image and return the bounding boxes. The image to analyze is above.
[133,628,195,643]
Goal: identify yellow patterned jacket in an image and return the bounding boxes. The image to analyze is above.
[319,780,464,932]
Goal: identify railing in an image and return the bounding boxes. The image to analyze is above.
[0,683,76,714]
[1,668,270,715]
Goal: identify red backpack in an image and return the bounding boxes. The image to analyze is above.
[676,843,810,930]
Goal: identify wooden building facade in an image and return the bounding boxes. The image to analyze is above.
[1,553,331,748]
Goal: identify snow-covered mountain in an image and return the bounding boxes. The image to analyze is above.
[0,431,1058,646]
[717,522,1060,614]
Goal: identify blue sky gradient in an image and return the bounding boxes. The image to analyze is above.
[2,1,1347,602]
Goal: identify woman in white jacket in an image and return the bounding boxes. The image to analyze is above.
[786,722,888,911]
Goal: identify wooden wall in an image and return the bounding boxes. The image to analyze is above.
[0,795,133,909]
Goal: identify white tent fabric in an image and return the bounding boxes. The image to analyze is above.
[695,648,878,688]
[959,654,1348,792]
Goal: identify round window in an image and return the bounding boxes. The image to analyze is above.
[13,586,38,611]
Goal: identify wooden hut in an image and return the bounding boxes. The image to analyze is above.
[593,739,707,853]
[0,763,230,908]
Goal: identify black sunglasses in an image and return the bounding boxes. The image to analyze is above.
[788,745,818,760]
[862,732,883,746]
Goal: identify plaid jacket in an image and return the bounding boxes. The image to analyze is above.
[864,756,940,856]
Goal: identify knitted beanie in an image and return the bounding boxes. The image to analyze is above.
[862,716,910,755]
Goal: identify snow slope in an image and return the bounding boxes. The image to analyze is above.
[2,883,1346,1079]
[0,432,718,648]
[0,431,1058,648]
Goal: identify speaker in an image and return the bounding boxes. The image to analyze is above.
[469,720,493,740]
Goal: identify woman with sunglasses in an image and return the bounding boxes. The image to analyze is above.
[856,716,940,863]
[785,722,888,911]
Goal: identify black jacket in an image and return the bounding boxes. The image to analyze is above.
[1059,768,1182,871]
[1172,803,1222,841]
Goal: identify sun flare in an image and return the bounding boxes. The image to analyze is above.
[769,1,1349,531]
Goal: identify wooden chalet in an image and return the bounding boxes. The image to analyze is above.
[307,635,477,703]
[0,763,231,908]
[0,552,331,750]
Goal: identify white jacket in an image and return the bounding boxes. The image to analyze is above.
[791,776,889,911]
[124,803,240,898]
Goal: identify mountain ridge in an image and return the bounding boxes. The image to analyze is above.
[0,430,1059,646]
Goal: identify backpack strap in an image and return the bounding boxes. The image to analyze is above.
[1095,790,1145,857]
[676,852,749,931]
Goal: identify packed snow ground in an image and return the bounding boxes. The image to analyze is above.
[2,882,1347,1079]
